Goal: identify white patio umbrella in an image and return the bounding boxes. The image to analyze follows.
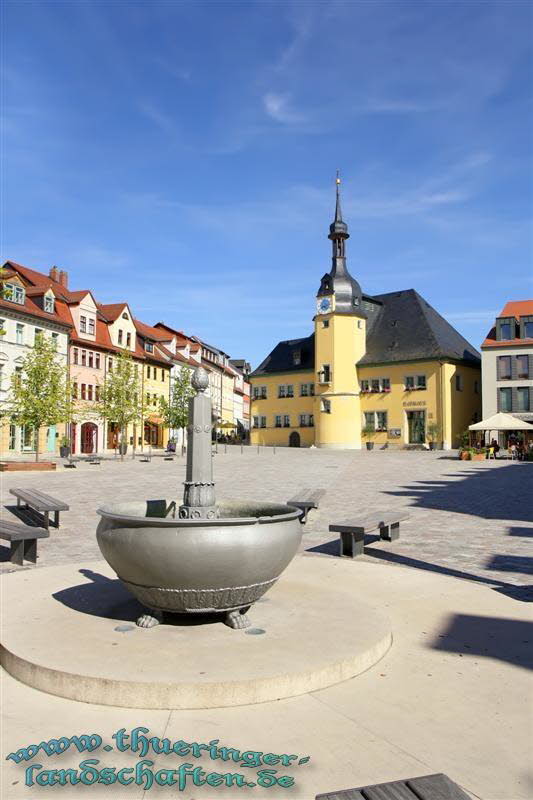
[469,412,533,431]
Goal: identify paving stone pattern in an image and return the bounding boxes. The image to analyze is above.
[1,448,532,591]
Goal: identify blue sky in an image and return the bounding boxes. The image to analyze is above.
[3,0,532,366]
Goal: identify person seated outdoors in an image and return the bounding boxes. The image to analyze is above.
[490,438,500,458]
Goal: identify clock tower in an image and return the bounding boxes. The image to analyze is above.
[314,175,367,448]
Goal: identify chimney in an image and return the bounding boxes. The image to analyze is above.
[59,270,69,288]
[49,266,60,282]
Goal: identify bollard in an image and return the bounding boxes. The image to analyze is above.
[273,445,276,455]
[241,444,243,455]
[224,444,227,454]
[257,445,260,454]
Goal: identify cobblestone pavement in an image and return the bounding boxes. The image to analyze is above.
[1,448,532,592]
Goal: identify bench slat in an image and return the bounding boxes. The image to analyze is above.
[315,774,469,800]
[407,774,472,800]
[10,488,69,511]
[1,529,49,541]
[330,512,409,534]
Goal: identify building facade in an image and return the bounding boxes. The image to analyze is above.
[1,260,251,455]
[0,263,71,456]
[250,181,482,450]
[481,301,533,425]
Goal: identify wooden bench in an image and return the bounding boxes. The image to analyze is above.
[330,511,410,558]
[287,489,326,523]
[316,772,471,800]
[0,519,49,565]
[9,488,69,531]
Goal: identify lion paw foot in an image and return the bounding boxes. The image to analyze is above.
[136,610,163,628]
[224,609,251,629]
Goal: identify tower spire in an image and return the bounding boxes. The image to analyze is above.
[316,173,364,314]
[334,170,343,223]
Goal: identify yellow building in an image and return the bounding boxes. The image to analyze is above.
[250,180,481,450]
[133,319,172,449]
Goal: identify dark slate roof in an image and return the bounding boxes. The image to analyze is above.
[251,290,480,375]
[251,334,315,376]
[361,289,481,366]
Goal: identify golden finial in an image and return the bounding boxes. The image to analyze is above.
[336,170,341,185]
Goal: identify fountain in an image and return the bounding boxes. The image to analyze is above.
[96,367,302,630]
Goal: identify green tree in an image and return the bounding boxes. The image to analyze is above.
[96,349,145,460]
[7,334,71,461]
[159,367,194,455]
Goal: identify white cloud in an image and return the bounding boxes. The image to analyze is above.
[263,92,306,124]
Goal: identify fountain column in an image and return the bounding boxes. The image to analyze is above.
[179,367,218,519]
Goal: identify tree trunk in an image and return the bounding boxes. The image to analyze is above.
[181,426,185,457]
[120,425,125,461]
[35,428,39,462]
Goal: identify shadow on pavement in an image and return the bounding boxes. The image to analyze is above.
[52,568,223,626]
[384,463,533,522]
[306,540,533,602]
[507,526,533,538]
[430,613,533,670]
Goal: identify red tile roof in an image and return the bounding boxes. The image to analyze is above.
[499,300,533,320]
[482,299,533,348]
[97,303,129,322]
[134,318,171,342]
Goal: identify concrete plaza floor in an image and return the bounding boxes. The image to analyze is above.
[1,448,532,799]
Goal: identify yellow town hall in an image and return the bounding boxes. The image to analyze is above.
[250,179,481,450]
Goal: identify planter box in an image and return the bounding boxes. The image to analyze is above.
[459,451,471,460]
[0,461,57,472]
[471,454,486,461]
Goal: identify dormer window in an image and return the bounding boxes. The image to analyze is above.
[122,312,129,320]
[292,349,301,366]
[5,283,25,305]
[500,322,512,340]
[88,318,95,335]
[44,295,54,313]
[80,316,87,333]
[145,341,154,353]
[524,320,533,339]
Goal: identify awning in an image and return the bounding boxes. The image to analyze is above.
[469,412,533,431]
[146,416,163,425]
[217,420,237,429]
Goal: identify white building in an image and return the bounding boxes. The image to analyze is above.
[481,300,533,428]
[0,262,71,455]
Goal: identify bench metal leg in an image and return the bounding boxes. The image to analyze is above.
[10,540,24,566]
[24,539,37,563]
[380,523,400,542]
[340,532,364,558]
[43,511,50,531]
[54,510,60,528]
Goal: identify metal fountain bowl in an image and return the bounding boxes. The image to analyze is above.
[96,500,302,619]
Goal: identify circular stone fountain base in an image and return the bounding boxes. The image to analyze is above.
[1,556,392,710]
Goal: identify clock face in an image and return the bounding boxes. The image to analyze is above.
[317,297,331,314]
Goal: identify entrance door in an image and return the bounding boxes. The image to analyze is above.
[107,423,119,450]
[81,422,98,454]
[21,425,35,451]
[407,410,426,444]
[289,431,301,448]
[46,425,56,452]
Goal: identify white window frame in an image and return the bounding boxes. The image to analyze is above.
[44,295,54,313]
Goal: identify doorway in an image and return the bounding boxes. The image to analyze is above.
[81,422,98,454]
[407,410,426,444]
[21,425,35,451]
[46,425,56,452]
[289,431,301,448]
